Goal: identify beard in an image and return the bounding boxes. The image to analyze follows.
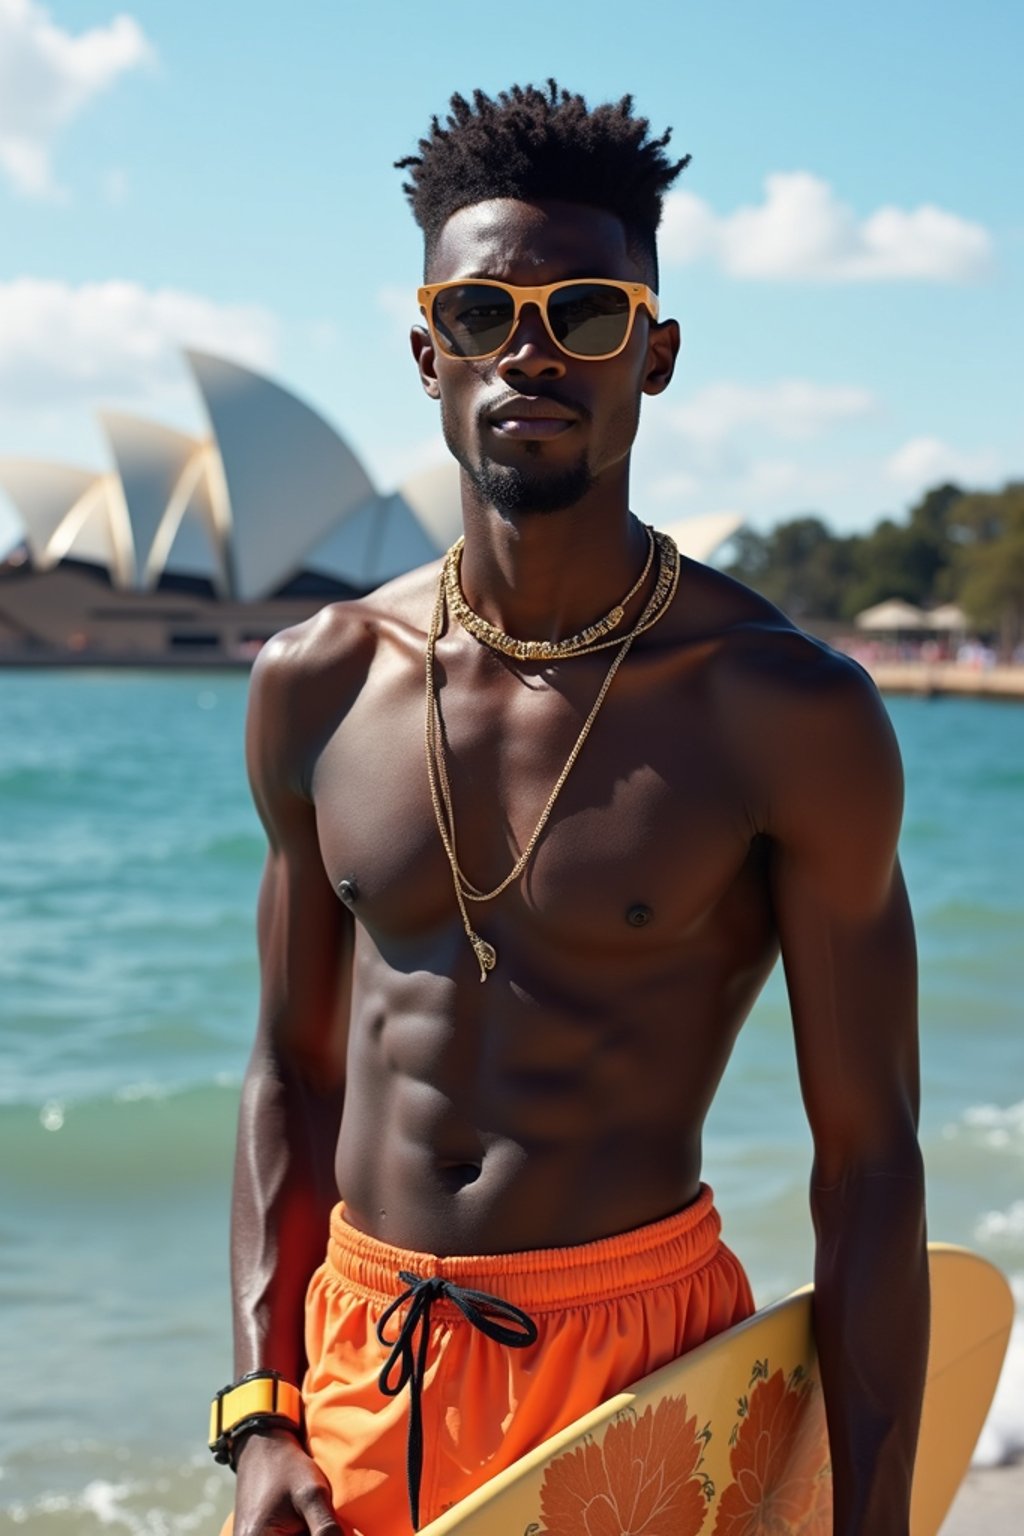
[460,451,594,516]
[442,408,594,517]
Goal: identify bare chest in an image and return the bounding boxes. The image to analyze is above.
[310,640,763,958]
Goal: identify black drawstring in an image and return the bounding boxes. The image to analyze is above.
[376,1269,538,1531]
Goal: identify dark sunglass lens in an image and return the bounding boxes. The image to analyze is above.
[547,284,631,356]
[432,285,515,358]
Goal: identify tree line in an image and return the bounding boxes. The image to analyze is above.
[722,481,1024,655]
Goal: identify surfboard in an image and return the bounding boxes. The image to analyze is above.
[418,1244,1013,1536]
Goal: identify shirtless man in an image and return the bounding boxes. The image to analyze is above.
[214,84,928,1536]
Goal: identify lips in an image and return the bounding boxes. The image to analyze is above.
[485,396,579,439]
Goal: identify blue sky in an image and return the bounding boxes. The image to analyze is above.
[1,0,1021,555]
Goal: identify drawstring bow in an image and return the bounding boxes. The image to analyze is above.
[376,1269,538,1530]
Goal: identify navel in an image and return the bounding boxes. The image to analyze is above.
[626,902,653,928]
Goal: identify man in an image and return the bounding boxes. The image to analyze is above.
[214,83,928,1536]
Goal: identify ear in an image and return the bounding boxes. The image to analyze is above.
[411,326,441,400]
[641,317,681,397]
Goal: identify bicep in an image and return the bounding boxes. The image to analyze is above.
[766,667,920,1176]
[774,853,918,1171]
[254,835,352,1090]
[246,642,352,1090]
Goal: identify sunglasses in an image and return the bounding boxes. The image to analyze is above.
[418,278,660,362]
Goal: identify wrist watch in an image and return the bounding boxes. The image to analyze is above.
[209,1370,303,1468]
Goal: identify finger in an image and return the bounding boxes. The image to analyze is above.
[295,1485,343,1535]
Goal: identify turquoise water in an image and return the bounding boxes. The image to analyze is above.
[1,672,1022,1531]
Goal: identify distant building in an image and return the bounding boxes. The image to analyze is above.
[0,351,741,663]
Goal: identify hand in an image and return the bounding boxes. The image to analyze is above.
[232,1429,343,1536]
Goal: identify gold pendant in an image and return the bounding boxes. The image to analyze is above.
[470,933,497,982]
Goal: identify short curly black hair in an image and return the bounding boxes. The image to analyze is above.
[396,81,690,287]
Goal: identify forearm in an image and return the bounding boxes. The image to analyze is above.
[230,1043,344,1383]
[811,1148,928,1536]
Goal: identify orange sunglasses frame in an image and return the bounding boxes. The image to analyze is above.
[417,278,660,362]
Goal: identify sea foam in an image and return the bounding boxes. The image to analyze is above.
[972,1278,1024,1467]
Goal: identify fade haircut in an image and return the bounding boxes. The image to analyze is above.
[396,81,690,288]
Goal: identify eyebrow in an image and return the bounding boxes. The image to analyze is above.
[453,270,623,284]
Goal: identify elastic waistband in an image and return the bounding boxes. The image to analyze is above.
[325,1185,722,1315]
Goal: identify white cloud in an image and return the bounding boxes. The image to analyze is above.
[635,377,906,531]
[885,435,1001,489]
[661,173,992,282]
[640,451,849,528]
[636,382,873,525]
[0,0,153,198]
[0,277,278,414]
[670,380,878,456]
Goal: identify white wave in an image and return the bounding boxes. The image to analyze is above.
[973,1299,1024,1467]
[113,1081,171,1103]
[2,1468,227,1532]
[5,1479,137,1528]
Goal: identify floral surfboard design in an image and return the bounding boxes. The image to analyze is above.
[530,1360,831,1536]
[418,1246,1011,1536]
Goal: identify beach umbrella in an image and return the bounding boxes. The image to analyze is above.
[854,598,927,632]
[925,603,969,633]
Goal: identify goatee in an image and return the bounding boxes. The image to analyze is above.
[443,411,594,515]
[459,453,594,516]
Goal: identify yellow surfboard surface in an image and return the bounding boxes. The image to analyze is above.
[418,1244,1012,1536]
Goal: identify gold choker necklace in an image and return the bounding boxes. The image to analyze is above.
[425,528,681,979]
[444,524,661,661]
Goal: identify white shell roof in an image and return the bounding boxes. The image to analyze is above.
[396,460,462,551]
[0,459,101,563]
[0,355,749,600]
[656,511,745,565]
[99,412,208,587]
[52,477,134,586]
[186,350,377,601]
[304,492,441,589]
[148,451,228,593]
[0,460,134,585]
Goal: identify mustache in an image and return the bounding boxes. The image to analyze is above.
[476,391,592,430]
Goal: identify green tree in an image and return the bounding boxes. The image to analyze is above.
[721,480,1024,643]
[725,515,855,620]
[952,484,1024,655]
[841,512,952,619]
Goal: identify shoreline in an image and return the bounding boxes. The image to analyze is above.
[2,653,1024,702]
[865,661,1024,701]
[941,1459,1024,1533]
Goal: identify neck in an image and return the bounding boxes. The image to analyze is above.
[456,472,648,645]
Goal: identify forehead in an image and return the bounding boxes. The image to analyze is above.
[428,198,641,284]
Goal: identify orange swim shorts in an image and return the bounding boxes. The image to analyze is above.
[224,1185,753,1535]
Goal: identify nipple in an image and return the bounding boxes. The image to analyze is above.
[337,877,359,906]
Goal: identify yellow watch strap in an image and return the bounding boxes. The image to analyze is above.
[209,1372,303,1447]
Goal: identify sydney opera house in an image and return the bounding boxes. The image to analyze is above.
[0,351,740,664]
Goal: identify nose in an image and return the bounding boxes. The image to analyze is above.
[495,302,566,382]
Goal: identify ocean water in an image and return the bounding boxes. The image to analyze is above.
[0,671,1021,1533]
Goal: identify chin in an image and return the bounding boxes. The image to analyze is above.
[462,455,594,518]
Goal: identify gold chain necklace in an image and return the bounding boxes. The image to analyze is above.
[444,523,655,661]
[424,529,681,980]
[434,531,680,901]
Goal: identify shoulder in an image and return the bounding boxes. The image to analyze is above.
[247,560,442,809]
[679,561,902,849]
[677,558,891,743]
